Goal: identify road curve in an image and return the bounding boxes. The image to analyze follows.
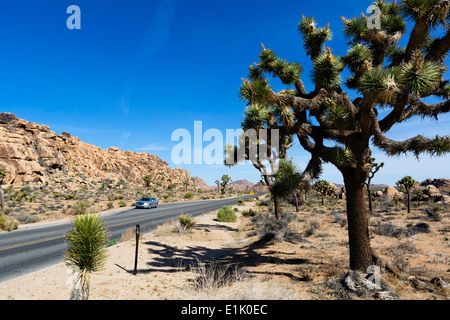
[0,194,260,284]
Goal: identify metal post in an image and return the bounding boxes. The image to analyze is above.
[133,225,140,275]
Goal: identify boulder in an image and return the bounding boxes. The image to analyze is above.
[382,186,403,200]
[424,185,441,198]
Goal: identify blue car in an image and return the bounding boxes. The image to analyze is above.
[135,197,158,209]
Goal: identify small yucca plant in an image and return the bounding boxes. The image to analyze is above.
[178,214,196,233]
[65,214,109,300]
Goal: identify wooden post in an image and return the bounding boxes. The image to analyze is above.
[133,225,140,275]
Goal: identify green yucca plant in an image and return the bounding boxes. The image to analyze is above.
[65,214,109,300]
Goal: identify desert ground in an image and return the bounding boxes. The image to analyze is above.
[1,194,449,300]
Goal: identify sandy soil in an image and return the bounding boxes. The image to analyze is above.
[1,196,449,300]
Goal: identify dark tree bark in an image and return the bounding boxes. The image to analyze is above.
[343,169,373,271]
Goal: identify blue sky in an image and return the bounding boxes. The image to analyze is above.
[0,0,448,186]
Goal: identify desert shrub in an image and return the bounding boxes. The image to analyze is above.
[68,201,91,215]
[250,212,303,243]
[107,238,119,247]
[14,212,41,224]
[375,222,430,239]
[334,213,347,227]
[178,214,196,233]
[107,202,114,209]
[0,213,19,231]
[163,194,170,200]
[184,192,193,199]
[237,198,245,206]
[189,259,244,291]
[242,208,258,217]
[217,206,237,222]
[118,200,127,207]
[304,219,320,237]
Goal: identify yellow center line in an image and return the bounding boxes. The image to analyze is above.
[0,211,176,252]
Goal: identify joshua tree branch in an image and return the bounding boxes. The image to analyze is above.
[370,109,450,156]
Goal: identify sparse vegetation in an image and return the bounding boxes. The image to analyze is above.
[217,206,237,222]
[177,214,196,233]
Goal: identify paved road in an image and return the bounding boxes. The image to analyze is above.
[0,195,259,284]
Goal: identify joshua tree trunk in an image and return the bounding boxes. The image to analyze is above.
[321,194,324,206]
[406,189,411,214]
[273,196,281,219]
[343,169,373,271]
[0,187,4,211]
[367,184,373,214]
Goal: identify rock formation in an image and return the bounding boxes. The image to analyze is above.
[0,113,190,188]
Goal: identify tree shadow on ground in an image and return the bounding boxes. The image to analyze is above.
[121,234,313,282]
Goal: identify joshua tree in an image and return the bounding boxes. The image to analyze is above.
[182,179,190,190]
[224,105,295,218]
[214,179,220,192]
[313,180,333,205]
[396,176,416,213]
[219,174,232,195]
[65,214,109,300]
[191,176,198,189]
[0,169,6,211]
[366,158,385,213]
[237,0,450,270]
[143,174,153,188]
[269,159,302,218]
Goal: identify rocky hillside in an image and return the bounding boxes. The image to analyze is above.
[0,113,190,188]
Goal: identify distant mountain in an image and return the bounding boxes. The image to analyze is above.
[0,112,192,188]
[228,179,255,191]
[332,183,388,190]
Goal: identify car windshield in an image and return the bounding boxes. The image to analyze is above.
[140,198,151,201]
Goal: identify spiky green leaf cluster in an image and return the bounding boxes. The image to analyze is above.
[298,16,333,58]
[333,147,354,167]
[270,159,302,198]
[273,104,295,128]
[242,104,269,130]
[427,136,450,156]
[400,0,445,23]
[343,44,373,73]
[343,16,368,43]
[398,51,442,94]
[311,49,344,89]
[359,67,400,103]
[65,214,108,274]
[239,78,272,105]
[326,101,350,128]
[258,49,277,73]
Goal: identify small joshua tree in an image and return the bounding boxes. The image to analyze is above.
[269,159,302,218]
[366,158,385,213]
[313,180,333,205]
[219,174,232,195]
[396,176,416,213]
[143,174,153,188]
[0,169,6,211]
[65,214,108,300]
